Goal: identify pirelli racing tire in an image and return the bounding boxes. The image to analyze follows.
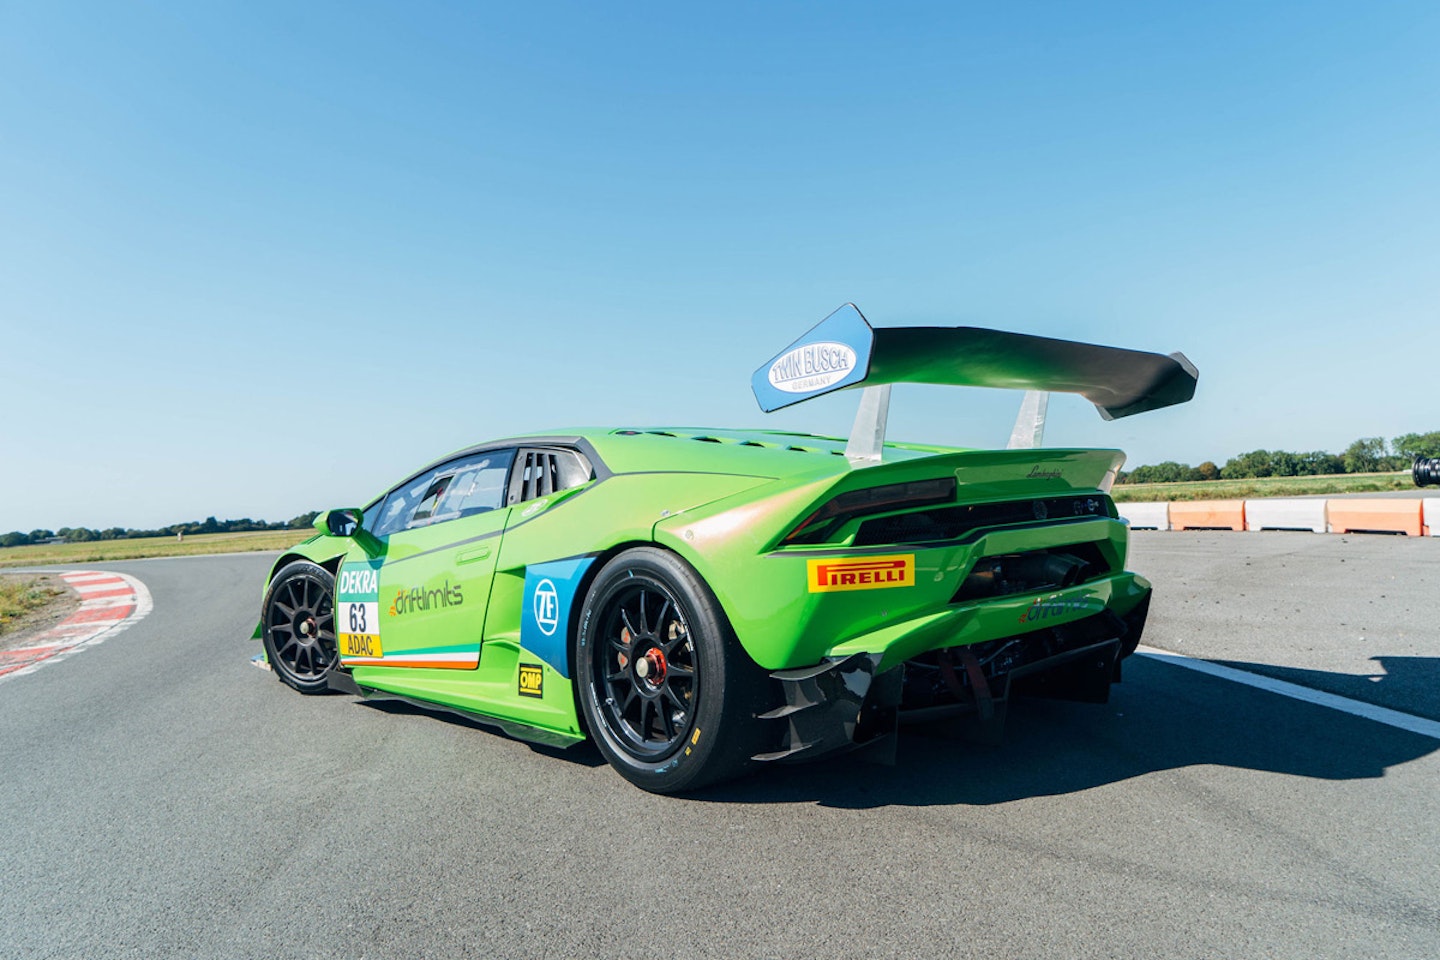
[262,560,339,695]
[576,547,768,794]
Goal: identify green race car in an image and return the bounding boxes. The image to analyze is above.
[256,304,1197,793]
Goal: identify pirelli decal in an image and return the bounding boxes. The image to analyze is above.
[807,554,915,593]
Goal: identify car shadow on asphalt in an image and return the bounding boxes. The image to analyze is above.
[696,655,1440,808]
[360,698,610,768]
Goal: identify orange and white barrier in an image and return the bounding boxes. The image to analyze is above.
[1425,500,1440,537]
[1326,499,1424,537]
[1243,498,1327,533]
[1168,499,1246,531]
[1118,502,1169,530]
[1120,496,1439,536]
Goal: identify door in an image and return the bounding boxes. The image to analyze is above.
[336,448,515,670]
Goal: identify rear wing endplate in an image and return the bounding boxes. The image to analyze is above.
[751,303,1198,462]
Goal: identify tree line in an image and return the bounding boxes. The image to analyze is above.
[0,512,320,548]
[1118,431,1440,485]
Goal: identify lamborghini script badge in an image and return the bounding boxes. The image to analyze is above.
[807,555,915,593]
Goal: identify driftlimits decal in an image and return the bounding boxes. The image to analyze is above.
[389,581,464,616]
[1018,595,1102,624]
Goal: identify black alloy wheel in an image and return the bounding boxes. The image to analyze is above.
[593,578,698,759]
[576,547,770,794]
[263,560,338,694]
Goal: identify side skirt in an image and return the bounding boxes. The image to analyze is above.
[326,667,584,749]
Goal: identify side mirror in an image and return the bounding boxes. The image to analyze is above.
[314,508,364,538]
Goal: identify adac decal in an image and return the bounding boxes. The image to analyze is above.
[517,663,544,698]
[389,580,463,617]
[336,557,383,660]
[1018,595,1104,625]
[807,554,915,593]
[339,642,478,669]
[520,555,596,679]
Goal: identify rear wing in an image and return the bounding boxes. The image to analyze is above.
[752,303,1198,462]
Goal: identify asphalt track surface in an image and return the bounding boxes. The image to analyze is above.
[1,537,1437,960]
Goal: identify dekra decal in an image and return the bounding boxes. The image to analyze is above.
[337,569,379,594]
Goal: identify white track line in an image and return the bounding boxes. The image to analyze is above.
[0,570,153,683]
[1135,645,1440,740]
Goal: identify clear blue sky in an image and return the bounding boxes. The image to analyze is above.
[3,1,1437,531]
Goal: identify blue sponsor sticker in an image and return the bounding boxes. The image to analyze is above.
[750,303,874,412]
[520,556,596,679]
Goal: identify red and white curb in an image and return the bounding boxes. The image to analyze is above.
[0,570,153,683]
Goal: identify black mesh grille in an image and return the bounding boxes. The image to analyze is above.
[951,542,1113,603]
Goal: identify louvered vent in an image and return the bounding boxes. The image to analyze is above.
[520,451,560,501]
[512,448,594,505]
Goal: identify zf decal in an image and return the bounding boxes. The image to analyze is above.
[521,556,597,679]
[518,663,544,698]
[807,554,915,593]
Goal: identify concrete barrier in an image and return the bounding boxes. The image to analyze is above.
[1425,499,1440,537]
[1244,498,1326,533]
[1169,499,1245,531]
[1326,499,1424,536]
[1118,502,1169,530]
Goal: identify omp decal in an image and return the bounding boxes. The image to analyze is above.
[767,342,857,394]
[0,571,152,684]
[521,556,597,679]
[807,555,915,593]
[518,663,544,698]
[336,558,383,664]
[339,643,480,669]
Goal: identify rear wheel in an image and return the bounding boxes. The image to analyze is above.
[576,548,767,794]
[262,560,338,694]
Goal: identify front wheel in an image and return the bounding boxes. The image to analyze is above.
[262,560,338,694]
[575,548,767,794]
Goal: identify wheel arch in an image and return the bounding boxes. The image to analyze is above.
[563,539,653,736]
[266,549,344,589]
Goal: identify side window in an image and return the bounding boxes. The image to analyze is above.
[427,452,515,523]
[509,448,594,505]
[362,498,385,534]
[371,467,444,539]
[370,450,517,538]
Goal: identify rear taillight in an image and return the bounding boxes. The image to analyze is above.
[783,478,957,545]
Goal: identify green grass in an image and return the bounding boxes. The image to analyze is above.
[1111,471,1414,503]
[0,576,64,635]
[0,530,313,568]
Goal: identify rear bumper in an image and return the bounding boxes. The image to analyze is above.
[752,590,1151,764]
